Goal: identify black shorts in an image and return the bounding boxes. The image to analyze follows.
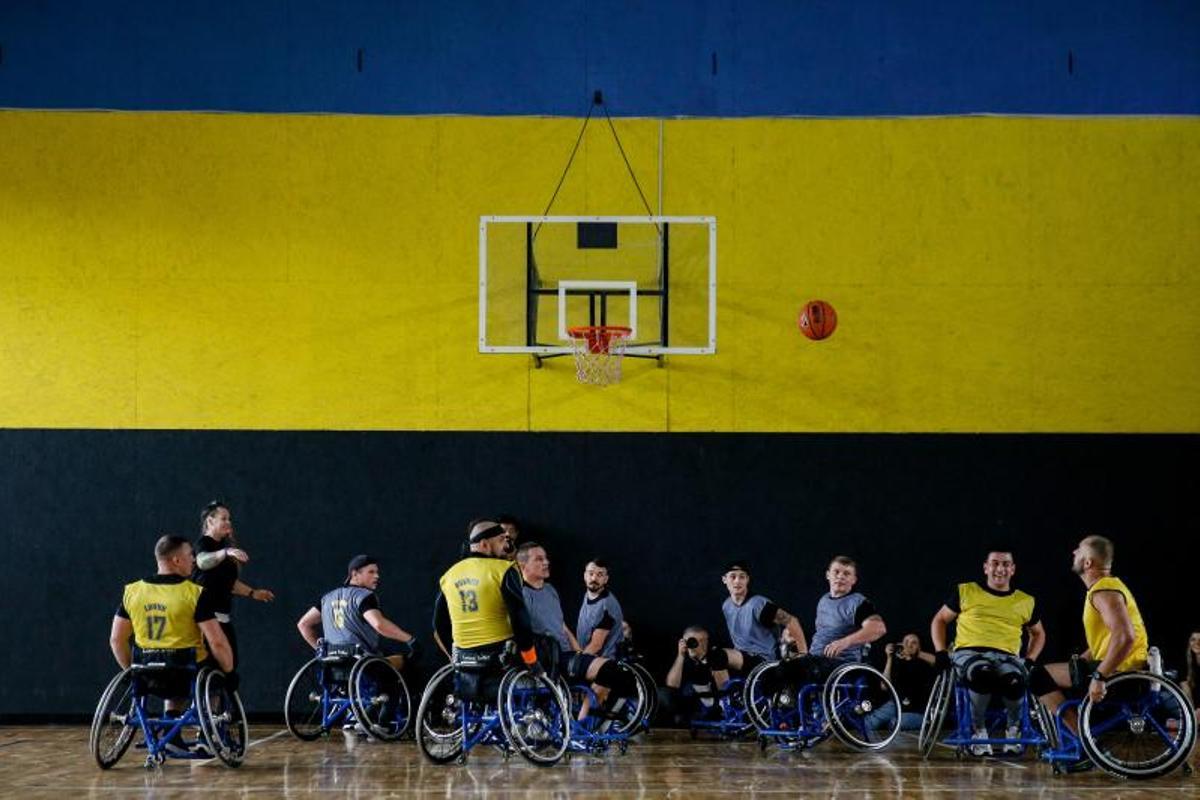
[1068,658,1102,693]
[737,652,766,673]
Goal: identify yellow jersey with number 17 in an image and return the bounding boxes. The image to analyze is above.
[1083,576,1148,672]
[438,556,517,648]
[122,576,209,662]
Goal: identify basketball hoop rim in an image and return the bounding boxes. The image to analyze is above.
[566,325,633,339]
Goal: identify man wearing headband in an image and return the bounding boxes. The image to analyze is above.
[432,519,539,673]
[713,561,808,687]
[296,554,416,669]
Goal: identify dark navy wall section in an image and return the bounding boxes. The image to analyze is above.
[0,430,1195,717]
[1,1,1197,115]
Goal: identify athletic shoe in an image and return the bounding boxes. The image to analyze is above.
[1003,724,1022,754]
[1063,756,1095,773]
[970,728,993,756]
[189,741,214,758]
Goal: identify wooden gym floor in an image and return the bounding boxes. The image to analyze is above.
[1,725,1195,798]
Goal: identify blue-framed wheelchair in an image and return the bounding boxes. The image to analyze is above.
[283,642,412,741]
[89,648,247,769]
[1040,669,1196,780]
[918,667,1055,760]
[414,650,572,766]
[685,675,758,739]
[557,660,652,755]
[744,657,901,752]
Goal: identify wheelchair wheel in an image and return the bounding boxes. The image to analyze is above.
[629,662,659,726]
[1030,694,1059,752]
[90,669,138,769]
[284,658,328,741]
[414,664,465,764]
[919,670,953,759]
[196,669,248,767]
[498,668,571,766]
[350,656,411,741]
[1078,671,1196,780]
[823,662,900,751]
[743,660,780,730]
[606,662,650,736]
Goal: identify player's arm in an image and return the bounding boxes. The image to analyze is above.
[297,607,322,649]
[110,616,133,669]
[198,619,234,672]
[1091,591,1135,678]
[582,611,615,655]
[232,579,274,602]
[363,609,415,643]
[564,624,583,653]
[432,592,452,658]
[764,604,808,655]
[930,605,957,652]
[1024,620,1047,662]
[500,568,538,666]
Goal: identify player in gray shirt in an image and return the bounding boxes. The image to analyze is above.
[712,560,808,689]
[577,559,625,659]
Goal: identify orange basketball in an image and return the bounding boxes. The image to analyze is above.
[798,300,837,340]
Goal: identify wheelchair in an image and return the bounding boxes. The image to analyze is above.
[744,656,902,752]
[685,675,757,739]
[89,648,247,769]
[1040,668,1196,780]
[918,666,1055,760]
[414,647,572,766]
[284,642,411,741]
[558,660,652,754]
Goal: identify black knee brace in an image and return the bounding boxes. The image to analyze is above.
[706,648,730,671]
[963,658,999,694]
[997,669,1026,700]
[594,660,637,697]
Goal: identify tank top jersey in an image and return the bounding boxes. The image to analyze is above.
[523,581,572,652]
[320,585,381,652]
[722,594,777,659]
[809,592,872,661]
[951,582,1036,655]
[439,556,518,648]
[1084,576,1149,671]
[121,576,210,662]
[577,590,625,659]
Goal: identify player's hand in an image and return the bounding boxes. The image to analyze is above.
[823,640,848,658]
[226,547,250,564]
[934,650,952,672]
[1088,676,1107,703]
[250,588,275,602]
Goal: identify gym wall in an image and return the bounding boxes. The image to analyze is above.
[0,2,1197,716]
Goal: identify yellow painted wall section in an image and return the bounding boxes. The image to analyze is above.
[0,112,1196,431]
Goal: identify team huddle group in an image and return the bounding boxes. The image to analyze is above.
[111,501,1177,760]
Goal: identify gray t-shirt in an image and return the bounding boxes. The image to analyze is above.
[320,585,381,653]
[576,589,624,659]
[722,594,777,659]
[809,591,875,661]
[522,581,572,652]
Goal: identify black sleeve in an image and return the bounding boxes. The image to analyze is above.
[193,587,217,624]
[944,587,961,613]
[501,567,535,651]
[853,599,878,626]
[1025,600,1040,628]
[116,602,130,619]
[196,536,219,553]
[360,594,380,614]
[594,609,616,631]
[759,600,782,628]
[433,592,453,650]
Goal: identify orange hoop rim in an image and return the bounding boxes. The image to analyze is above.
[566,325,633,339]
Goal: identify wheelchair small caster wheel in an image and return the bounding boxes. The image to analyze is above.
[618,740,628,755]
[758,736,769,752]
[1182,762,1193,776]
[1052,765,1064,776]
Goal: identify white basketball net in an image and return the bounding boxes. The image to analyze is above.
[568,327,632,386]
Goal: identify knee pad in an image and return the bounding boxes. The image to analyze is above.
[706,648,730,671]
[963,658,998,693]
[595,660,637,697]
[997,669,1026,700]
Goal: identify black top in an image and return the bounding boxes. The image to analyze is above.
[192,535,239,614]
[889,654,936,712]
[116,574,219,623]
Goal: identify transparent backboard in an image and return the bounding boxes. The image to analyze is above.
[479,216,716,355]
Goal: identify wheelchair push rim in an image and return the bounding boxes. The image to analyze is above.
[284,658,330,741]
[919,670,953,759]
[90,668,138,769]
[414,663,466,764]
[1079,671,1197,780]
[349,656,411,741]
[498,668,572,766]
[823,662,901,751]
[196,669,248,767]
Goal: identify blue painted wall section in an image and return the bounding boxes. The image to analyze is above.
[1,1,1196,115]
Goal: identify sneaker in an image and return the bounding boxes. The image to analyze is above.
[1063,756,1094,774]
[189,741,214,758]
[163,740,191,757]
[1002,724,1022,754]
[969,728,993,756]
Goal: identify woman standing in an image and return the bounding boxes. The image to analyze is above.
[193,500,275,668]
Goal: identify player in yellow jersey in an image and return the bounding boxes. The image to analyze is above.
[930,549,1047,755]
[109,534,234,754]
[1035,535,1149,713]
[433,519,539,673]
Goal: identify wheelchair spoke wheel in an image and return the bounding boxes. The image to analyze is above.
[823,663,900,751]
[629,662,659,728]
[350,656,411,741]
[415,664,465,764]
[284,658,328,741]
[499,669,571,766]
[1030,694,1059,753]
[743,661,782,731]
[90,669,139,769]
[605,662,649,736]
[1079,671,1196,780]
[919,670,953,759]
[197,669,249,767]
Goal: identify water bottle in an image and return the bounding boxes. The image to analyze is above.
[1147,645,1162,692]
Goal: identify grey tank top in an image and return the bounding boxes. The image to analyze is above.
[522,582,572,652]
[809,592,869,661]
[722,594,777,659]
[576,590,624,658]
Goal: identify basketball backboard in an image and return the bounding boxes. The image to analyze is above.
[478,216,716,357]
